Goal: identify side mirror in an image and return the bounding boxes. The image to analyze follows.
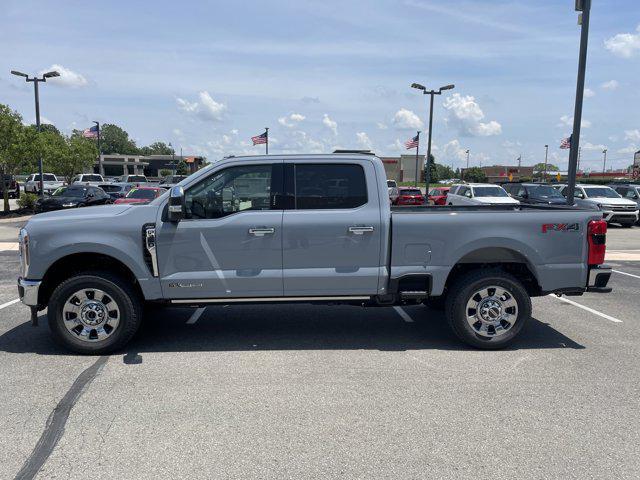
[168,185,185,222]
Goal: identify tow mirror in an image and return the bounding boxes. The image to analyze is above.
[168,186,185,222]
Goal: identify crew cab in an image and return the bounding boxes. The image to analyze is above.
[24,173,65,195]
[447,183,520,206]
[17,153,612,354]
[560,184,639,227]
[72,173,106,187]
[609,184,640,224]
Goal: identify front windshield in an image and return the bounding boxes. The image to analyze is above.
[584,187,621,199]
[128,176,147,182]
[82,175,103,182]
[34,174,57,181]
[473,186,508,197]
[387,180,397,188]
[126,188,158,199]
[99,185,121,193]
[528,185,563,198]
[52,187,86,197]
[401,189,422,195]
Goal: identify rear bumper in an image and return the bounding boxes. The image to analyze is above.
[587,264,612,293]
[18,278,41,306]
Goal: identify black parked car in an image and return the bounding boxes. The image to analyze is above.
[36,186,112,213]
[98,182,134,201]
[503,183,567,205]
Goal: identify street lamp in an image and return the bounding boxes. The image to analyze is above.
[463,149,470,180]
[411,82,455,193]
[544,145,549,182]
[602,148,607,176]
[10,69,60,196]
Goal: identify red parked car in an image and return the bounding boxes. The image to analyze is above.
[394,187,425,205]
[427,186,451,205]
[114,186,166,205]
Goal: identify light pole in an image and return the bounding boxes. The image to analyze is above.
[168,142,176,175]
[602,148,607,176]
[566,0,591,205]
[544,144,549,182]
[10,69,60,196]
[411,82,455,193]
[464,149,470,180]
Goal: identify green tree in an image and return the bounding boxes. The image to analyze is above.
[61,136,98,184]
[533,162,559,172]
[434,163,455,181]
[32,123,61,136]
[462,167,487,183]
[97,123,139,155]
[176,160,188,175]
[40,130,69,174]
[140,142,173,156]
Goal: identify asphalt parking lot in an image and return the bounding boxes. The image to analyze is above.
[0,219,639,479]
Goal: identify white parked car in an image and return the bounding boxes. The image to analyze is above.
[560,184,639,227]
[446,183,520,206]
[72,173,106,187]
[24,173,65,195]
[387,180,399,204]
[118,174,148,185]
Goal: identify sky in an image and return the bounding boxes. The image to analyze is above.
[1,0,639,172]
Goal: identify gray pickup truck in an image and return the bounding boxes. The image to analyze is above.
[17,153,612,354]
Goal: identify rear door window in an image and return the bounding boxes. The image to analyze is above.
[294,164,367,210]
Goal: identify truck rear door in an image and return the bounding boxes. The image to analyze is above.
[282,161,382,296]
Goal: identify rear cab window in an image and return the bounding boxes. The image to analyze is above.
[293,164,367,210]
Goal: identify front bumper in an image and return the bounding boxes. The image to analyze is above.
[602,210,638,223]
[18,278,41,306]
[587,264,612,293]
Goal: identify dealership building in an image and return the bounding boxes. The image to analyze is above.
[93,154,205,178]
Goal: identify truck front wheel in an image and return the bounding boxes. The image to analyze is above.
[48,271,142,354]
[445,269,531,349]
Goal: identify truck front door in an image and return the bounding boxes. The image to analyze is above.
[282,161,382,296]
[156,161,284,299]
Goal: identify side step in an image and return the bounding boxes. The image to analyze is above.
[399,291,428,300]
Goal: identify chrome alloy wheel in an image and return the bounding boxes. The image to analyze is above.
[62,288,120,342]
[465,285,518,338]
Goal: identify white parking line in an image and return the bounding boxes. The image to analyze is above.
[613,269,640,280]
[0,298,20,310]
[393,306,414,323]
[186,307,206,324]
[550,295,623,323]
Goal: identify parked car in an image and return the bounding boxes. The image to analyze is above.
[447,183,519,206]
[98,182,134,201]
[387,180,399,204]
[394,187,425,205]
[559,184,639,227]
[24,173,65,195]
[17,153,612,354]
[35,185,112,212]
[1,174,20,199]
[427,186,450,205]
[114,186,166,205]
[118,174,148,185]
[72,174,106,187]
[503,183,567,205]
[159,175,188,188]
[609,184,640,224]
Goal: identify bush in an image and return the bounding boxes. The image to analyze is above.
[17,192,38,211]
[159,169,172,177]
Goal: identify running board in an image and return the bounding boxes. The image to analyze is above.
[170,295,371,304]
[399,291,428,300]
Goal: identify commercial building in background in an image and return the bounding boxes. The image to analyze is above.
[381,154,425,183]
[93,154,205,178]
[463,165,535,183]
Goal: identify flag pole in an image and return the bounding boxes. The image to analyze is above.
[414,131,420,187]
[265,127,269,155]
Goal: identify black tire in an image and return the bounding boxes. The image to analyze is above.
[48,271,142,354]
[445,269,531,349]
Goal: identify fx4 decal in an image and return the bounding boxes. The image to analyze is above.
[541,223,580,233]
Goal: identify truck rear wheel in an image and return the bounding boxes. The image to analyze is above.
[48,271,142,354]
[445,269,531,349]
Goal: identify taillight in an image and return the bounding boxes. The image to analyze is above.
[587,219,606,265]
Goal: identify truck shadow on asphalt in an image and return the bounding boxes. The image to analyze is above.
[0,304,584,356]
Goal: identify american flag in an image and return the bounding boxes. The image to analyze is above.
[82,125,99,139]
[404,134,419,150]
[560,135,571,149]
[252,132,268,145]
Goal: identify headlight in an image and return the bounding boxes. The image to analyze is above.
[62,202,77,207]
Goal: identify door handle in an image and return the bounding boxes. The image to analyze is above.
[348,226,374,235]
[248,227,275,236]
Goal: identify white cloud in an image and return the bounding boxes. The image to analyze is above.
[617,144,638,155]
[392,108,423,129]
[604,25,640,58]
[356,132,373,150]
[441,139,469,164]
[624,129,640,142]
[39,64,88,88]
[279,130,325,153]
[581,142,607,152]
[584,88,595,98]
[558,115,591,128]
[442,94,501,137]
[231,129,239,135]
[176,91,227,122]
[376,122,388,130]
[601,80,619,91]
[278,113,306,128]
[322,114,338,135]
[40,116,53,125]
